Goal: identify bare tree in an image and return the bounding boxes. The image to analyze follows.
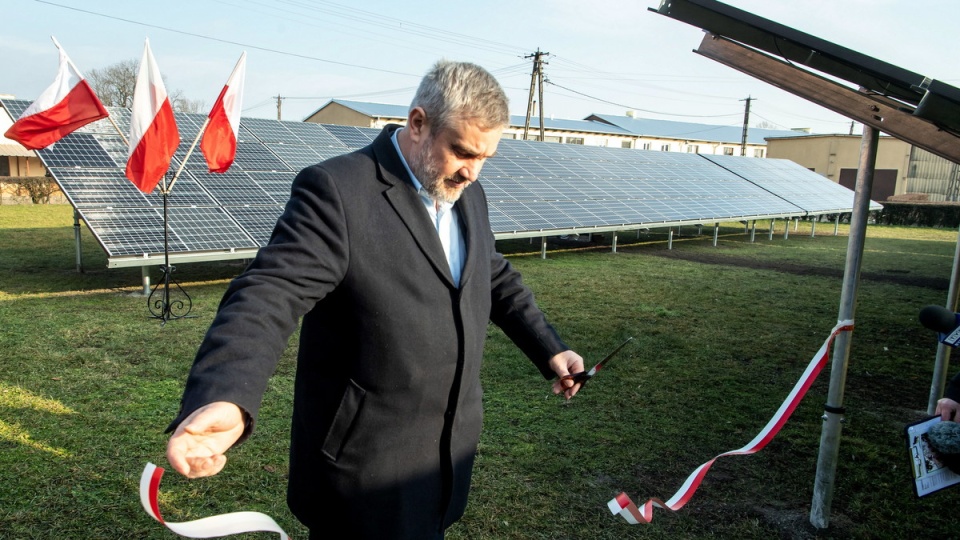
[87,59,204,113]
[755,120,779,129]
[169,90,205,114]
[87,59,139,108]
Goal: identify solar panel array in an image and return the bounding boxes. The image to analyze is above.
[2,99,873,267]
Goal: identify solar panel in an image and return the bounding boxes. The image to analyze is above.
[324,125,376,148]
[48,168,151,208]
[39,133,117,168]
[223,205,286,246]
[1,97,869,268]
[700,154,882,212]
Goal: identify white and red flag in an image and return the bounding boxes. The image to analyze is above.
[125,39,180,193]
[201,52,246,173]
[4,39,108,150]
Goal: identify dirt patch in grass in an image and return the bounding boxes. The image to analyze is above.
[637,249,950,290]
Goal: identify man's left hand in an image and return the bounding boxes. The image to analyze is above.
[549,350,585,400]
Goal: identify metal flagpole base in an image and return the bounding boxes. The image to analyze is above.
[147,264,194,324]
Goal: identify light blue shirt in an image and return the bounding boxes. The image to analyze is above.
[391,129,466,287]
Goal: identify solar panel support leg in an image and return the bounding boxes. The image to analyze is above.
[73,209,83,273]
[784,222,790,240]
[541,237,547,260]
[750,220,757,243]
[811,220,817,238]
[768,219,775,240]
[668,229,674,250]
[712,223,719,246]
[142,266,151,297]
[795,217,800,232]
[834,214,840,236]
[612,232,618,253]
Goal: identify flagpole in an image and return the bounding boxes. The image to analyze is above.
[147,172,193,323]
[165,117,209,194]
[50,35,129,146]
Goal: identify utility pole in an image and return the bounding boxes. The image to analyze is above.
[275,94,284,121]
[523,49,548,142]
[849,120,855,135]
[739,95,754,156]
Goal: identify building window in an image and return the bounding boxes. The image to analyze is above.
[661,144,670,152]
[544,136,562,143]
[642,142,651,150]
[621,140,632,149]
[723,147,734,155]
[687,145,699,153]
[753,148,765,158]
[566,137,584,145]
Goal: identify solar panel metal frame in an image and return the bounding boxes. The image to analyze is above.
[2,98,871,268]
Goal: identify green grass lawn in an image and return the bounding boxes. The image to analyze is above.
[1,204,958,539]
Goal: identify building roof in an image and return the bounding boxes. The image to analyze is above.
[325,99,408,119]
[586,113,803,145]
[314,99,801,144]
[317,99,635,136]
[0,104,36,157]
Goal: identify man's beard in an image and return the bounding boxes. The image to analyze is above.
[411,136,472,205]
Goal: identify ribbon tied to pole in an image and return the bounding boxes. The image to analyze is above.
[609,320,854,524]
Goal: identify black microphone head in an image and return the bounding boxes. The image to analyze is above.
[919,305,958,333]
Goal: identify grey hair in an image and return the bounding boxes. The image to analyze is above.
[410,60,509,134]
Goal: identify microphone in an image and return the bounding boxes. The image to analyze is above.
[919,305,960,347]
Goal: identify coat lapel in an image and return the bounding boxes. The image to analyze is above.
[372,126,456,288]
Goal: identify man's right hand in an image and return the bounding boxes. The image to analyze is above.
[936,397,960,422]
[166,401,245,478]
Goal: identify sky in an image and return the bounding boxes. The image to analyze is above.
[4,0,959,135]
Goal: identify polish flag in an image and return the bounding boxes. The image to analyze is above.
[125,39,180,193]
[201,52,246,173]
[4,41,108,150]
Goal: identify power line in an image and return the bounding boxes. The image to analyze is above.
[34,0,422,78]
[545,79,741,119]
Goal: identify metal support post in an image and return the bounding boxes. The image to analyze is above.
[810,125,879,529]
[928,222,960,413]
[769,219,775,241]
[73,209,83,273]
[142,266,151,296]
[750,220,757,243]
[668,229,674,250]
[541,236,547,260]
[612,232,618,253]
[712,223,719,246]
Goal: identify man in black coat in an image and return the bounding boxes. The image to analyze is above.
[166,60,584,539]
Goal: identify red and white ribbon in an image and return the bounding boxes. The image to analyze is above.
[140,462,290,539]
[609,319,855,524]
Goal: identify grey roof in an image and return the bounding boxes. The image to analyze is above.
[322,100,633,136]
[326,99,409,119]
[318,100,799,143]
[586,113,803,145]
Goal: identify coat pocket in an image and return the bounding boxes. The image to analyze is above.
[321,379,366,461]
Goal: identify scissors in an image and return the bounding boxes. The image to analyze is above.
[560,336,633,388]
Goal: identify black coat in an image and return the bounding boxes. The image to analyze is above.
[171,124,568,538]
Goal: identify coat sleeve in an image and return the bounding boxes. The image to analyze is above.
[168,164,350,435]
[480,183,568,380]
[946,372,960,402]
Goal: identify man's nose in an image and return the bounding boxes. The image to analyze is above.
[460,161,483,182]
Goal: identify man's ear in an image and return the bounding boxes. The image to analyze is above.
[407,107,427,142]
